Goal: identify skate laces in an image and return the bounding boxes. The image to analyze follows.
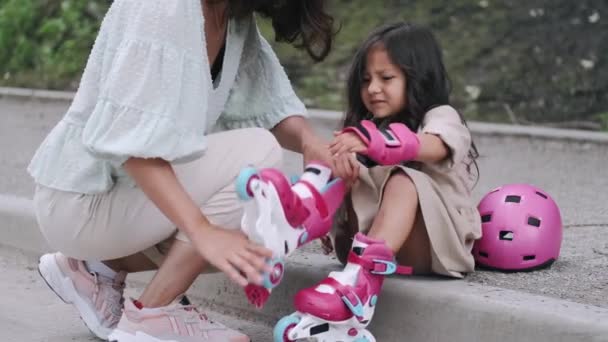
[169,304,227,332]
[91,273,125,325]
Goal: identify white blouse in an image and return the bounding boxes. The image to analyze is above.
[27,0,306,194]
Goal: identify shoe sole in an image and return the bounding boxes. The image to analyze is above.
[109,329,177,342]
[38,254,112,340]
[107,330,138,342]
[109,329,251,342]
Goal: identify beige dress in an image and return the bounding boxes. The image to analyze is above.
[349,105,482,278]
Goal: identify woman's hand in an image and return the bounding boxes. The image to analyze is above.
[302,135,333,167]
[124,157,273,288]
[331,152,360,188]
[192,224,273,287]
[328,131,366,187]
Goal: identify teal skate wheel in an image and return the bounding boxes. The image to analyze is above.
[289,174,299,185]
[298,231,309,245]
[273,314,300,342]
[263,257,285,289]
[235,166,258,200]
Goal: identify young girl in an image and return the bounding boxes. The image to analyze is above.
[274,22,482,341]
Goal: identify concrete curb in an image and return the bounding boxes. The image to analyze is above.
[3,86,608,145]
[0,86,74,102]
[177,262,608,342]
[0,194,49,255]
[1,193,607,342]
[308,109,608,145]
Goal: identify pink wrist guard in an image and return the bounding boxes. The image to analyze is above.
[342,120,420,166]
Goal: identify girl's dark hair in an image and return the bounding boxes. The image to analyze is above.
[344,22,479,172]
[225,0,336,62]
[332,23,480,262]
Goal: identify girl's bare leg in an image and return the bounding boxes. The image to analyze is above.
[367,171,432,274]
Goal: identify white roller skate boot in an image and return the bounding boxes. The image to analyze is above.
[235,161,346,308]
[273,233,412,342]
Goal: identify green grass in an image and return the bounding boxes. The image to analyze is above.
[1,0,606,129]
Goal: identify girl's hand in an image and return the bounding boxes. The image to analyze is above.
[330,131,367,156]
[332,152,360,188]
[192,224,273,287]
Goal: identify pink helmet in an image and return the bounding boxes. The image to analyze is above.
[473,184,563,272]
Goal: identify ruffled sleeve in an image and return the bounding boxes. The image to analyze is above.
[215,19,307,131]
[421,105,472,168]
[81,0,210,166]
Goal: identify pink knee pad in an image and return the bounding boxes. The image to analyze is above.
[342,120,420,166]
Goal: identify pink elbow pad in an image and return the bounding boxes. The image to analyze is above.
[342,120,420,166]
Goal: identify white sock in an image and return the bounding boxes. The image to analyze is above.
[85,260,118,279]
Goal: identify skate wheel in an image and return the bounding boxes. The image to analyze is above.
[356,330,376,342]
[289,174,299,185]
[263,258,285,289]
[298,232,309,245]
[235,167,258,200]
[273,314,300,342]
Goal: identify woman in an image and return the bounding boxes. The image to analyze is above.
[29,1,335,341]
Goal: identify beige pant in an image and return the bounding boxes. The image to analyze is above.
[33,128,283,264]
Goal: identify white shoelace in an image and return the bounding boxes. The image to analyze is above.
[174,305,227,333]
[92,273,125,324]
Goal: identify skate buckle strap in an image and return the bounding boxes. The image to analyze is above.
[348,251,413,276]
[321,278,365,320]
[297,180,328,219]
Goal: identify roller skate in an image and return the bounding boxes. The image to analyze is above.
[235,161,346,308]
[273,233,412,342]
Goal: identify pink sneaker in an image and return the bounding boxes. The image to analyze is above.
[108,297,250,342]
[38,253,126,340]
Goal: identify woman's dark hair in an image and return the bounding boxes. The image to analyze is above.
[344,22,479,171]
[225,0,336,62]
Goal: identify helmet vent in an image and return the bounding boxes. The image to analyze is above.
[505,195,521,203]
[481,214,492,223]
[523,255,536,261]
[527,217,541,227]
[499,231,514,240]
[478,251,489,257]
[535,191,548,199]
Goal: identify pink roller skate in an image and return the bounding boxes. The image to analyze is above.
[235,162,346,308]
[274,233,412,342]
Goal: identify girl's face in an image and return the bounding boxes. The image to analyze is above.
[360,45,407,119]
